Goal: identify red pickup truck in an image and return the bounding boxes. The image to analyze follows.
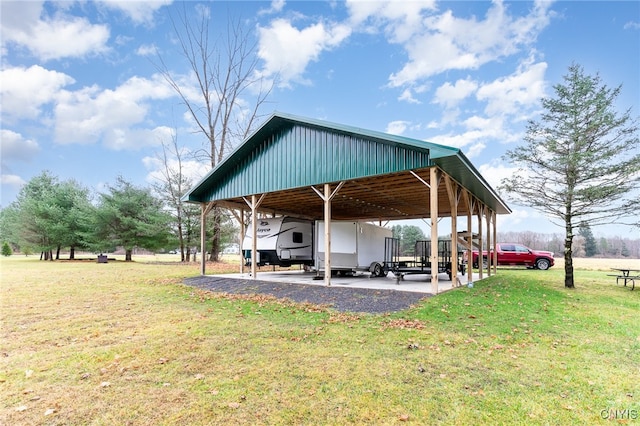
[472,243,554,270]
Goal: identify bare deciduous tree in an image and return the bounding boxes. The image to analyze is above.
[149,131,201,262]
[154,4,274,261]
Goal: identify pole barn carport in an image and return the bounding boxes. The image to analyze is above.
[182,112,511,293]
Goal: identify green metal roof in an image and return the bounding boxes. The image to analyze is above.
[183,112,510,216]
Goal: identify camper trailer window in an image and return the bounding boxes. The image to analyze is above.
[293,232,303,243]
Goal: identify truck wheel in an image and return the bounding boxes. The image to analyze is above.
[536,258,550,270]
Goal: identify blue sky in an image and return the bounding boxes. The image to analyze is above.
[1,0,639,238]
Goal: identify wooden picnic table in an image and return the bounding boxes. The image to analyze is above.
[610,268,640,290]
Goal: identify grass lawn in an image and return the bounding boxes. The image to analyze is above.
[1,256,638,425]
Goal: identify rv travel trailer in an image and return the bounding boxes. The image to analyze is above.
[242,217,314,267]
[242,217,391,275]
[315,221,392,276]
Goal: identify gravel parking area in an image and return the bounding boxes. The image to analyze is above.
[184,276,431,314]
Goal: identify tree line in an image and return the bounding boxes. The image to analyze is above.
[390,224,639,259]
[0,171,237,261]
[496,228,639,259]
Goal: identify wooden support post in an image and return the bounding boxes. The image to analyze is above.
[324,184,332,287]
[200,203,207,276]
[477,203,483,281]
[239,209,246,275]
[243,194,266,280]
[467,196,474,285]
[485,205,491,277]
[311,182,345,287]
[251,200,258,279]
[200,202,215,276]
[430,168,440,294]
[492,210,497,275]
[445,175,460,286]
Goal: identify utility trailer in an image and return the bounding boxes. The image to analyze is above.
[383,237,466,282]
[242,217,314,267]
[314,220,392,276]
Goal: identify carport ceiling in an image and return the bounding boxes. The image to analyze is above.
[216,169,462,221]
[184,112,511,221]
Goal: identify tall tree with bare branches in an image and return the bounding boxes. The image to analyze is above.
[154,4,273,261]
[149,131,201,262]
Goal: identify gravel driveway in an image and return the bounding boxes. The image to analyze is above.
[184,276,430,314]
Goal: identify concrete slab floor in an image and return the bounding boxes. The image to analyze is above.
[215,270,485,294]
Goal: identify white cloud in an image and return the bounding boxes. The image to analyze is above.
[346,0,437,42]
[431,130,485,151]
[1,174,26,188]
[466,142,487,159]
[257,18,351,86]
[386,120,410,135]
[105,126,174,151]
[383,1,553,87]
[0,129,40,162]
[259,0,287,15]
[477,60,547,116]
[398,88,421,104]
[433,77,478,108]
[0,2,110,61]
[97,0,172,25]
[429,113,509,155]
[0,65,75,121]
[136,43,158,56]
[142,152,211,187]
[624,21,640,30]
[53,74,175,149]
[478,162,518,189]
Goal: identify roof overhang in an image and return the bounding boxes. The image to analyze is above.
[183,112,511,220]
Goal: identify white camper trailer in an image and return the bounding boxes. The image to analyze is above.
[242,217,314,267]
[315,221,391,276]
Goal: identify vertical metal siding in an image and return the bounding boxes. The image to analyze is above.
[203,123,432,200]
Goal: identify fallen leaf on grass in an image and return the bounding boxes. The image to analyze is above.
[399,414,410,421]
[383,319,426,330]
[44,408,56,416]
